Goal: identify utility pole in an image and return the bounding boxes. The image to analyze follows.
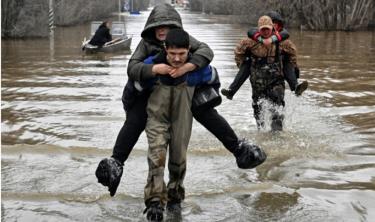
[49,0,55,60]
[118,0,121,21]
[49,0,55,34]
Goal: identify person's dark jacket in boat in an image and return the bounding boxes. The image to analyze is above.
[89,22,112,47]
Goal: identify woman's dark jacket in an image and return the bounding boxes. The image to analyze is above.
[89,24,112,47]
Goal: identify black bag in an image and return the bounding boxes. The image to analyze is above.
[192,85,222,111]
[122,80,136,112]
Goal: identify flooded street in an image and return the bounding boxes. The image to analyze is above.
[2,8,375,222]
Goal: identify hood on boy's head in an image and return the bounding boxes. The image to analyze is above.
[267,11,284,25]
[141,3,183,42]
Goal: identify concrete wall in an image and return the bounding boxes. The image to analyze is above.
[1,0,150,38]
[2,0,49,37]
[129,0,151,12]
[189,0,269,24]
[54,0,119,26]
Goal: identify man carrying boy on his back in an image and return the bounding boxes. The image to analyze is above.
[143,28,204,221]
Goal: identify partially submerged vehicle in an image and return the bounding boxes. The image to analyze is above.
[82,21,132,54]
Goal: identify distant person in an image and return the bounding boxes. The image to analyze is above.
[221,11,308,100]
[88,21,120,47]
[233,15,298,131]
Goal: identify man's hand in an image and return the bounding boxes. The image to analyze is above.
[152,64,173,75]
[170,63,197,78]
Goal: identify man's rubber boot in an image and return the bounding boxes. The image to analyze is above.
[271,114,284,132]
[234,139,267,169]
[165,201,182,222]
[144,201,164,222]
[295,81,308,96]
[95,157,123,196]
[166,200,182,213]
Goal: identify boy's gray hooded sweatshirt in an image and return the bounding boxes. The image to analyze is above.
[127,3,214,81]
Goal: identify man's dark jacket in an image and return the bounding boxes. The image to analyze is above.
[89,24,112,47]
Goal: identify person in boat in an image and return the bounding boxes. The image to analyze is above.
[95,4,266,221]
[88,21,120,47]
[221,11,308,100]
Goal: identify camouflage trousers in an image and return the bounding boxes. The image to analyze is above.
[144,83,195,207]
[250,65,285,128]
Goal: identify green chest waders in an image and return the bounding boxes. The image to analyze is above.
[250,62,284,99]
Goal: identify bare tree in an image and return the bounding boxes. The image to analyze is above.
[271,0,374,30]
[189,0,374,30]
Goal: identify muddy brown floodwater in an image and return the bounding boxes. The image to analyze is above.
[2,8,375,222]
